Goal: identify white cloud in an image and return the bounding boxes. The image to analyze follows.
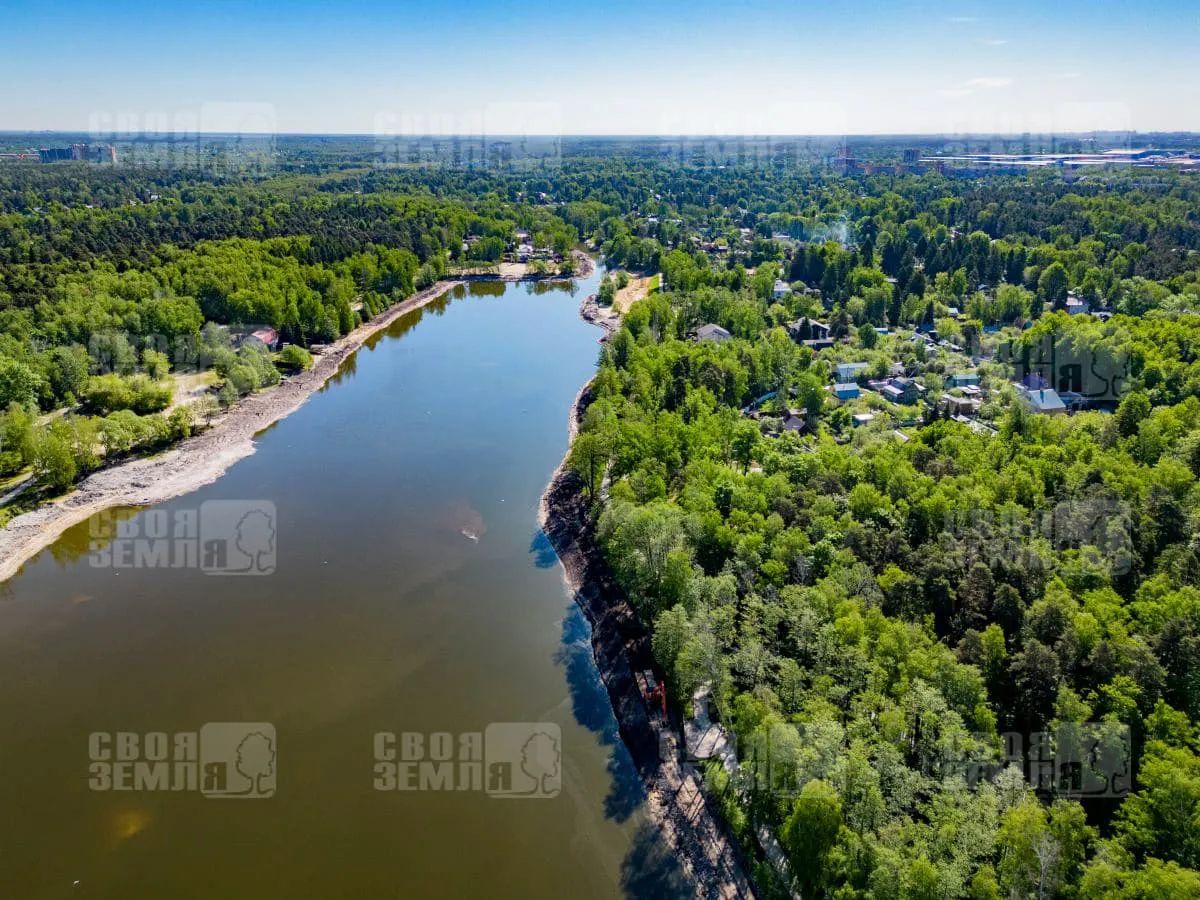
[965,76,1014,89]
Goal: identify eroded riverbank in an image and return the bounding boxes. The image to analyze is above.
[539,297,756,900]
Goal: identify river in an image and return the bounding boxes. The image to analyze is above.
[0,272,689,898]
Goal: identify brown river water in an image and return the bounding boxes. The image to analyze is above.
[0,274,690,898]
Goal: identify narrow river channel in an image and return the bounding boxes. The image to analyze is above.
[0,271,688,898]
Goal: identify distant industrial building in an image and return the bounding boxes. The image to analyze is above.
[38,147,73,163]
[38,143,117,164]
[921,148,1200,172]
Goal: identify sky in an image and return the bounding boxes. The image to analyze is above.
[3,0,1198,136]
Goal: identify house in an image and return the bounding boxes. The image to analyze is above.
[832,383,860,401]
[946,306,961,319]
[1018,384,1068,415]
[695,324,733,343]
[1066,294,1090,315]
[788,318,831,342]
[773,279,792,300]
[879,377,923,405]
[942,394,981,417]
[852,412,876,427]
[244,327,280,350]
[781,411,809,433]
[948,372,980,388]
[835,362,870,382]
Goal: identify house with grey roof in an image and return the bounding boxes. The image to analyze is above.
[1018,384,1067,415]
[695,323,733,343]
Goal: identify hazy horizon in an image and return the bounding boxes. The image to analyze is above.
[5,130,1200,140]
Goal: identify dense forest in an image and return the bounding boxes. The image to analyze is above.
[0,164,577,503]
[3,146,1200,897]
[574,288,1200,898]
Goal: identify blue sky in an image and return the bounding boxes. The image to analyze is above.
[3,0,1197,135]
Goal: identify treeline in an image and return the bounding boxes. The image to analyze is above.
[0,167,590,500]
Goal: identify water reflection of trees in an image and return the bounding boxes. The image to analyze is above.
[52,507,143,567]
[527,279,578,297]
[621,820,693,899]
[464,280,505,298]
[555,604,646,823]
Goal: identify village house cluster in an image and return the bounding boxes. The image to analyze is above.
[692,282,1124,444]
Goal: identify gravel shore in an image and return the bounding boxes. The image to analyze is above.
[0,279,464,584]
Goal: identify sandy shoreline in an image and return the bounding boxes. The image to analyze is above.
[538,298,756,900]
[0,278,466,585]
[0,251,596,584]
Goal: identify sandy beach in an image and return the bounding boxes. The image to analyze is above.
[0,278,465,585]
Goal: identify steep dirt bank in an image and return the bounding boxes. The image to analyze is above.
[538,308,756,900]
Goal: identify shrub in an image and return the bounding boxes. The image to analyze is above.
[81,374,173,415]
[276,344,314,372]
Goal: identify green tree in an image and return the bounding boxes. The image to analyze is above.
[1038,262,1070,308]
[781,779,843,891]
[32,426,78,491]
[0,358,41,409]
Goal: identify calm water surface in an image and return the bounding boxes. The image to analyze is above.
[0,273,688,898]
